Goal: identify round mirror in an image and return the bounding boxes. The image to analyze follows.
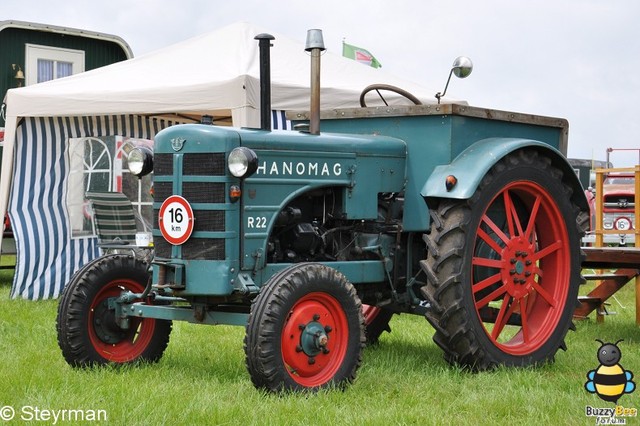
[452,56,473,79]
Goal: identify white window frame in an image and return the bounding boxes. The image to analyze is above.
[67,137,114,238]
[25,44,85,86]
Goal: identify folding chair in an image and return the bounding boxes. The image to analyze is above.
[85,191,153,263]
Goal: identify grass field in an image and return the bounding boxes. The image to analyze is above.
[0,259,638,425]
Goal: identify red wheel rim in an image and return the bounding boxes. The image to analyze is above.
[362,304,381,326]
[281,292,349,387]
[88,279,157,362]
[471,181,570,355]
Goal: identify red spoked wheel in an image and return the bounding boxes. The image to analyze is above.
[244,263,365,392]
[362,305,393,344]
[421,150,583,370]
[57,254,172,367]
[471,180,570,355]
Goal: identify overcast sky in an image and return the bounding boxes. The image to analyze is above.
[3,0,640,165]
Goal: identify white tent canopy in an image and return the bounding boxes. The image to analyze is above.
[0,22,450,299]
[3,21,444,126]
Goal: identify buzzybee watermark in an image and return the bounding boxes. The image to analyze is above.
[584,339,637,425]
[0,405,107,424]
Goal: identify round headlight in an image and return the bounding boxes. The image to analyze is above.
[128,147,153,177]
[228,147,258,178]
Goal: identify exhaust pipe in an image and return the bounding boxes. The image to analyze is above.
[254,33,275,131]
[305,29,325,135]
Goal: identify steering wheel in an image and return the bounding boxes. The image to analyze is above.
[359,84,423,107]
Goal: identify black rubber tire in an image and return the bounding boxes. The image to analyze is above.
[56,254,172,367]
[420,150,584,370]
[244,263,365,392]
[363,305,394,345]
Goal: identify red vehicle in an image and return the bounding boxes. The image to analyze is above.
[584,172,636,245]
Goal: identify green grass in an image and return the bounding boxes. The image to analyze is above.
[0,261,638,425]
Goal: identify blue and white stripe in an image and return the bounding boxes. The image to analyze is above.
[272,110,291,130]
[9,115,175,299]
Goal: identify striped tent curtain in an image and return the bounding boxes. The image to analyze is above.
[272,110,291,130]
[9,115,177,299]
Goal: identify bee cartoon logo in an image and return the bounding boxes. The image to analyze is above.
[585,339,636,403]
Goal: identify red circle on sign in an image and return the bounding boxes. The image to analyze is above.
[158,195,194,245]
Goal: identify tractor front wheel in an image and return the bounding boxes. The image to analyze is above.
[56,254,172,366]
[244,263,365,392]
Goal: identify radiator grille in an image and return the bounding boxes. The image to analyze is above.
[154,154,173,176]
[154,238,172,259]
[184,153,225,175]
[152,151,227,261]
[194,211,225,232]
[604,195,634,210]
[182,182,225,203]
[155,153,224,177]
[154,181,173,202]
[181,238,225,260]
[152,233,226,260]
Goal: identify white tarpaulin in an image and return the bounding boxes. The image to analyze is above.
[3,21,443,126]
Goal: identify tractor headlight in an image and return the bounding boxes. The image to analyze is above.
[228,147,258,178]
[127,147,154,177]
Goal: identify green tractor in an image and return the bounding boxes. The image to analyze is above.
[57,30,588,392]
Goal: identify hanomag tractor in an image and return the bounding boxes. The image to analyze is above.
[57,30,588,392]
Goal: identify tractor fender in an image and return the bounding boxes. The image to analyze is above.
[421,137,588,211]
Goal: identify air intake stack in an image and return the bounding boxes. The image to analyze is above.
[254,33,275,131]
[305,29,325,135]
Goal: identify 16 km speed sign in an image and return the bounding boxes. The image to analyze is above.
[159,195,194,245]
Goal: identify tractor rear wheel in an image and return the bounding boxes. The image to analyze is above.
[420,150,583,370]
[56,254,172,366]
[244,263,365,392]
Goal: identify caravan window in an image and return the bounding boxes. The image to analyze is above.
[67,137,153,238]
[25,44,85,85]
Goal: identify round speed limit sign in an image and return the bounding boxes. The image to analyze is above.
[158,195,194,245]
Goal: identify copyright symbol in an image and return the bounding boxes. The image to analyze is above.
[0,406,14,421]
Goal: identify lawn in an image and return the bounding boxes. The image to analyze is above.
[0,260,638,425]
